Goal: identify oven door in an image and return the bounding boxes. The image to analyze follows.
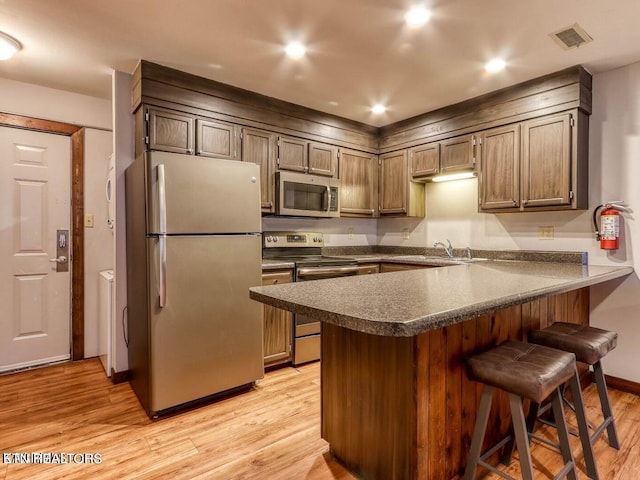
[293,265,359,365]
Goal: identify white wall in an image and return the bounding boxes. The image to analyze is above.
[0,76,113,366]
[378,61,640,382]
[83,129,115,357]
[0,77,111,130]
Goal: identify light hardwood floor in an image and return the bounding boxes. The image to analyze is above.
[0,359,638,479]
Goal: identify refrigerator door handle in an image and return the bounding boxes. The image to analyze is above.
[159,235,167,307]
[157,164,167,234]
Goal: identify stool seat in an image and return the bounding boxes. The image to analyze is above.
[529,322,617,365]
[464,340,584,480]
[467,340,576,403]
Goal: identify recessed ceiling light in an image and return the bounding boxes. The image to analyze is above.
[285,41,306,59]
[328,101,339,106]
[0,31,22,61]
[485,58,506,73]
[371,104,386,114]
[405,6,431,28]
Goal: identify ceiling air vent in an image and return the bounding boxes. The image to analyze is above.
[550,23,593,50]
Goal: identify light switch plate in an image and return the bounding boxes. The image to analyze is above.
[538,226,554,240]
[85,213,94,228]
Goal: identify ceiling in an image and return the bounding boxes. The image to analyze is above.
[1,0,640,127]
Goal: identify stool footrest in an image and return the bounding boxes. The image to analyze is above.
[477,459,517,480]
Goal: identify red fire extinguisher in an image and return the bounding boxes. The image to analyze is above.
[593,201,624,250]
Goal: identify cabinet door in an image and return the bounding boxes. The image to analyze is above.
[148,107,194,154]
[277,135,308,173]
[410,142,440,179]
[379,151,408,215]
[479,124,520,211]
[242,128,276,213]
[308,141,338,177]
[196,119,239,160]
[262,270,293,367]
[440,134,474,172]
[380,263,432,273]
[521,113,572,208]
[339,148,378,217]
[356,263,380,275]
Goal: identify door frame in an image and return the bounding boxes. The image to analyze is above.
[0,111,86,360]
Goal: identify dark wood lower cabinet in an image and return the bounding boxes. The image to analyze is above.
[379,263,433,273]
[262,270,293,368]
[321,288,589,479]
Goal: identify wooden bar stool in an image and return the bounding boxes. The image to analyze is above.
[528,322,619,479]
[464,340,582,480]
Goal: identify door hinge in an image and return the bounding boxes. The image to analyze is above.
[277,158,280,166]
[145,112,150,122]
[472,157,476,165]
[277,139,281,147]
[239,132,243,139]
[570,117,575,127]
[144,135,149,145]
[378,158,382,165]
[570,190,574,200]
[472,137,476,146]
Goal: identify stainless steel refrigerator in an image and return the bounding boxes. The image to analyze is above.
[125,151,263,417]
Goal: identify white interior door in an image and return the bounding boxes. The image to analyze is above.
[0,126,71,372]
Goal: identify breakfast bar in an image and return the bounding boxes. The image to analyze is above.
[249,261,633,479]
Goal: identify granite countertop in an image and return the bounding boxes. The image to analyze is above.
[250,262,634,337]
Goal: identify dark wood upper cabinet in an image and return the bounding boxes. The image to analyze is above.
[241,127,276,213]
[308,141,338,177]
[196,119,239,160]
[339,148,378,217]
[409,135,475,180]
[277,135,308,173]
[478,124,520,210]
[479,110,585,212]
[379,150,425,217]
[147,107,194,155]
[440,134,475,172]
[410,143,440,179]
[521,113,572,208]
[277,136,338,178]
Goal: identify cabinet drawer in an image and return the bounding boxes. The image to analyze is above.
[262,270,293,285]
[356,264,380,275]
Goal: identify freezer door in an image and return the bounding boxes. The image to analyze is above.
[148,234,263,413]
[147,151,261,234]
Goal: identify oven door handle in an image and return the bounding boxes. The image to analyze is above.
[297,266,360,279]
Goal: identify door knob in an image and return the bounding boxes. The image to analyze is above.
[49,256,68,264]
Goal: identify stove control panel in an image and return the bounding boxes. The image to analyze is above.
[263,231,324,248]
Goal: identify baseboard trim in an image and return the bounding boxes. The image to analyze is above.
[605,374,640,396]
[111,369,130,384]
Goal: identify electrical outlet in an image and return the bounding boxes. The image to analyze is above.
[347,227,354,239]
[402,228,410,240]
[538,226,554,240]
[84,213,94,228]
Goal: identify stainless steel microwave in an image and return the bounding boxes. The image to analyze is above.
[275,171,340,218]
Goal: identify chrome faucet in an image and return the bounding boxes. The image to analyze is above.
[434,239,454,258]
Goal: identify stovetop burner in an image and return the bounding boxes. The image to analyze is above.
[274,255,357,268]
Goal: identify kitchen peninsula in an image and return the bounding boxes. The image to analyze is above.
[249,261,633,479]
